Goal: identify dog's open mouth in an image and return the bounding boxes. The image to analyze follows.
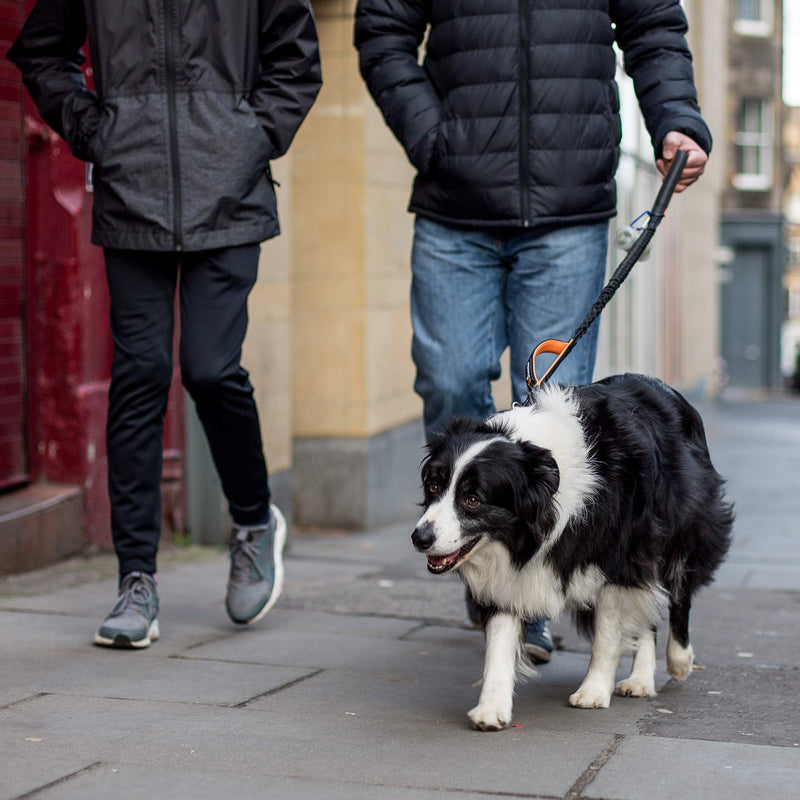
[426,536,482,574]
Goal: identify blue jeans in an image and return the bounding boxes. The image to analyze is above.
[411,216,609,440]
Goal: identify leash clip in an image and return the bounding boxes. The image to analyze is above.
[614,211,653,261]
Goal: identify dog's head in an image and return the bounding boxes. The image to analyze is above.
[412,417,560,574]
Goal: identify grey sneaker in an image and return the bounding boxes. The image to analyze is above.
[93,572,160,649]
[226,504,286,625]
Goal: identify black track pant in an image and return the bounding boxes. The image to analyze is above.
[104,245,270,576]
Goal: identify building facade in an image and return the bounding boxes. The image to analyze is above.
[718,0,786,390]
[782,105,800,387]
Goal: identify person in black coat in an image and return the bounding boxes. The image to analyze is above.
[9,0,322,648]
[354,0,711,662]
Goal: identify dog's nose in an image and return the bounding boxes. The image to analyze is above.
[412,522,436,551]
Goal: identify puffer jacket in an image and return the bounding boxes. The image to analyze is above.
[354,0,712,229]
[9,0,321,251]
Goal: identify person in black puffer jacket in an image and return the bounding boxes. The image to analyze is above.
[8,0,321,648]
[354,0,711,664]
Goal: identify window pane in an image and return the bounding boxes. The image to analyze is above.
[737,98,763,133]
[737,144,761,175]
[736,0,762,21]
[734,97,772,186]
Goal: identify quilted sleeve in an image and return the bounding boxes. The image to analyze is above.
[354,0,442,173]
[612,0,712,157]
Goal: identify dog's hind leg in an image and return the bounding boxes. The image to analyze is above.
[468,611,523,731]
[615,626,657,698]
[570,587,625,709]
[667,595,694,682]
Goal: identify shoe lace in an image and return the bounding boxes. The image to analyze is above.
[229,532,267,585]
[114,573,156,616]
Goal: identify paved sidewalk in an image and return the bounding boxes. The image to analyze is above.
[1,395,799,799]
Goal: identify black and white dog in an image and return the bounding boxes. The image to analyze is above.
[412,374,733,731]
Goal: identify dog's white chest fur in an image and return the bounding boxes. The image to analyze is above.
[459,389,602,618]
[461,545,606,619]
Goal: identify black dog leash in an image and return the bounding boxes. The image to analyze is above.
[525,149,689,390]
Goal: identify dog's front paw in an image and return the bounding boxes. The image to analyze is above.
[569,685,611,709]
[468,703,511,731]
[615,677,656,698]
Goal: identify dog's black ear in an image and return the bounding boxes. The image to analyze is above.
[442,416,484,439]
[423,416,487,470]
[424,417,476,459]
[514,441,560,541]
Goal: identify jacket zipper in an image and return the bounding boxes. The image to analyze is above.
[163,0,183,250]
[518,0,531,227]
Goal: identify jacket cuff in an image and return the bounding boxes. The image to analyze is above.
[65,94,102,161]
[653,117,713,159]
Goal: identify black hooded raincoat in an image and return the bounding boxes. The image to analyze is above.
[9,0,322,251]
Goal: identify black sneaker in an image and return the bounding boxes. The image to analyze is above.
[225,504,286,625]
[524,618,553,664]
[94,572,160,649]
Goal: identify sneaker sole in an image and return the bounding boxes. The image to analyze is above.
[93,619,160,649]
[524,641,552,664]
[244,504,287,625]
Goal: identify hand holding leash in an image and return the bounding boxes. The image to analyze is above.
[658,132,707,192]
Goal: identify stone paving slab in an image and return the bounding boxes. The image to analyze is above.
[588,735,800,800]
[546,584,800,668]
[282,571,468,624]
[249,643,657,739]
[179,609,432,671]
[639,665,800,748]
[726,513,800,560]
[683,588,800,667]
[6,646,313,708]
[288,521,416,564]
[27,764,542,800]
[182,629,461,673]
[713,560,800,592]
[0,692,611,800]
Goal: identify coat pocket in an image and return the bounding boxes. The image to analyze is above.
[85,103,117,166]
[235,95,274,162]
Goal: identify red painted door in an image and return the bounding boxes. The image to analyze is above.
[5,0,185,545]
[0,0,27,489]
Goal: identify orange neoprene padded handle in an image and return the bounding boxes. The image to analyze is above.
[531,338,572,386]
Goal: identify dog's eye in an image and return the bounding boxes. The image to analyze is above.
[427,482,440,495]
[465,496,480,508]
